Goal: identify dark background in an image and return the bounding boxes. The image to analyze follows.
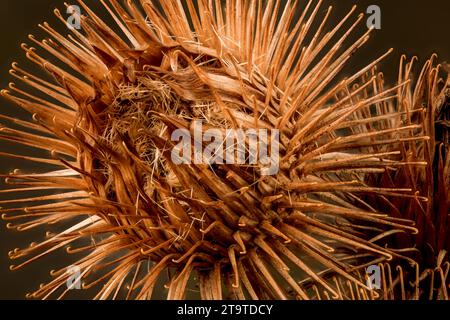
[0,0,449,299]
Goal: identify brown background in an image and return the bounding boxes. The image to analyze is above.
[0,0,449,299]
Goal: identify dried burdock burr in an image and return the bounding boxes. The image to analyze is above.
[0,0,440,300]
[363,57,449,300]
[306,56,449,300]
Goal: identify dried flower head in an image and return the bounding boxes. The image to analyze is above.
[0,0,442,300]
[305,56,449,300]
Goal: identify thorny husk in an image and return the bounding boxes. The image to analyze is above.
[0,0,448,300]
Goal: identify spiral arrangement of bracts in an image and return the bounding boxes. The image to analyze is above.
[0,0,448,299]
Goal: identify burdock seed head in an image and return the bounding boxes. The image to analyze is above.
[301,56,449,300]
[0,0,432,299]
